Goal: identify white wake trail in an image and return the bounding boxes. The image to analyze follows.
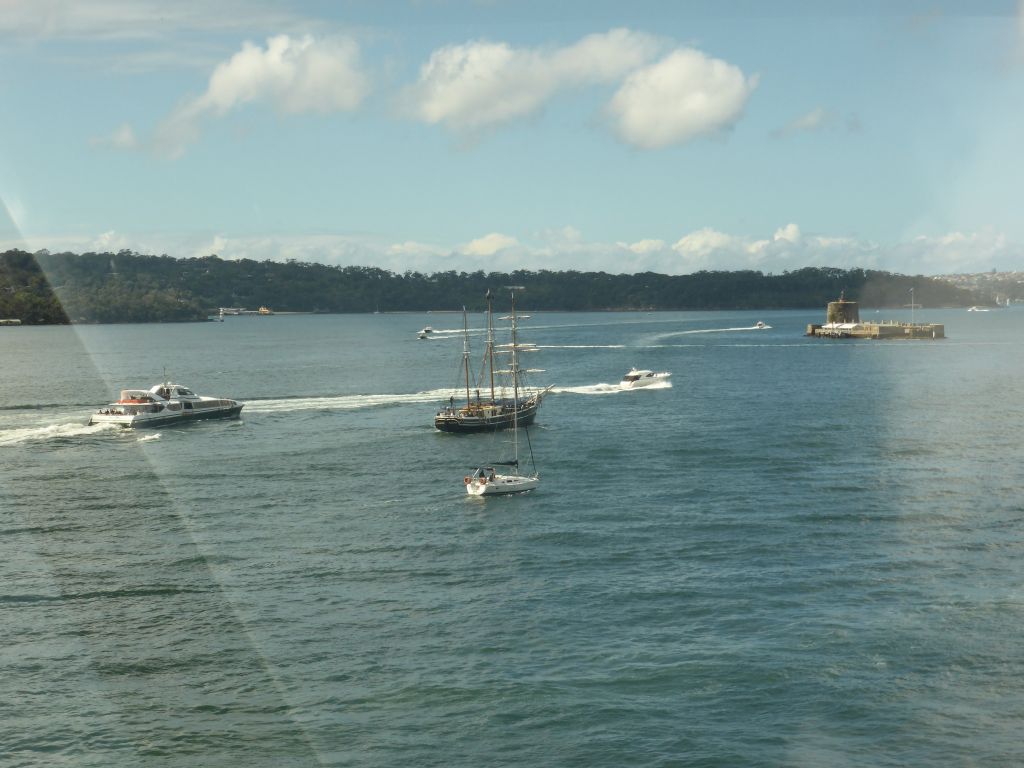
[551,381,672,395]
[244,388,456,414]
[654,324,771,341]
[0,421,120,446]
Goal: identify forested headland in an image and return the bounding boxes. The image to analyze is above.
[0,248,985,324]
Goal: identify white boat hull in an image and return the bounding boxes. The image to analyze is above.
[89,402,242,428]
[620,373,671,389]
[88,383,243,428]
[465,473,538,496]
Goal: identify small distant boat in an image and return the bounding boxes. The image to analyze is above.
[620,368,671,389]
[258,306,273,315]
[465,287,540,496]
[967,306,990,312]
[89,382,243,428]
[754,320,770,329]
[418,326,434,339]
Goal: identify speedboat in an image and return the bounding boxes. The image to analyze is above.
[89,383,243,428]
[754,320,770,329]
[620,368,671,389]
[967,306,990,312]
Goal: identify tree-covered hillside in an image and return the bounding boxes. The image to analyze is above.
[0,249,984,324]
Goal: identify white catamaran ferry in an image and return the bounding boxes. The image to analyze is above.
[89,382,243,428]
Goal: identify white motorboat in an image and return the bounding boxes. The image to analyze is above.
[967,306,990,312]
[620,368,671,389]
[464,287,540,496]
[418,326,434,339]
[754,320,770,329]
[89,383,243,428]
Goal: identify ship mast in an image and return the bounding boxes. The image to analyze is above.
[507,286,524,411]
[462,307,471,406]
[486,289,496,403]
[510,287,520,465]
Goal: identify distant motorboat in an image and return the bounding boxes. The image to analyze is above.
[620,368,671,389]
[967,306,991,312]
[754,320,771,329]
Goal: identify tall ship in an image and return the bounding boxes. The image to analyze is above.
[434,288,550,434]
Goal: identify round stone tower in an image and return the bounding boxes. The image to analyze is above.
[826,292,860,324]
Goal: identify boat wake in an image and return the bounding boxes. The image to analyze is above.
[551,381,672,395]
[0,421,121,447]
[536,344,627,349]
[655,324,771,340]
[244,388,456,414]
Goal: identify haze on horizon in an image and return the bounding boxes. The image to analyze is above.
[1,0,1023,277]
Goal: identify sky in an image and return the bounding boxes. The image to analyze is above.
[1,0,1023,276]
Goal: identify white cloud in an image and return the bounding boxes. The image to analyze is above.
[93,230,133,251]
[619,238,667,254]
[771,106,832,138]
[893,230,1015,274]
[91,123,139,151]
[673,228,740,258]
[388,240,448,257]
[668,224,882,273]
[400,28,661,134]
[773,223,801,243]
[154,34,369,157]
[771,107,865,139]
[460,233,519,256]
[607,48,758,149]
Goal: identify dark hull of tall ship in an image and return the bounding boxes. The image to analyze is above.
[434,396,542,433]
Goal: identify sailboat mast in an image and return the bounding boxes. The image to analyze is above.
[486,289,495,403]
[510,289,520,408]
[510,289,519,464]
[462,307,471,405]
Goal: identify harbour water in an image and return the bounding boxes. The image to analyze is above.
[3,308,1024,766]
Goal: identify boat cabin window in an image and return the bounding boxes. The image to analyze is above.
[624,375,640,382]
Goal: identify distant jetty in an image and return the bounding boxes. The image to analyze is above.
[806,295,945,340]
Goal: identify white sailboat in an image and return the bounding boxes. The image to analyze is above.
[464,287,539,496]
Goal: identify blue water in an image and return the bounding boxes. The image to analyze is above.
[3,308,1024,766]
